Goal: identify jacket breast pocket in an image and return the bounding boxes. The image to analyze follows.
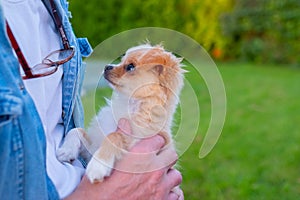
[0,90,23,129]
[0,90,24,198]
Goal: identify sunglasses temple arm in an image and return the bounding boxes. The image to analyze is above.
[58,27,70,49]
[45,0,70,49]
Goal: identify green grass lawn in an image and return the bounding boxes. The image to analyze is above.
[180,62,300,200]
[82,62,300,199]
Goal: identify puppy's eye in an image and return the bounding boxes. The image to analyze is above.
[125,63,135,72]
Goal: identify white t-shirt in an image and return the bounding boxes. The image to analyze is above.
[2,0,84,198]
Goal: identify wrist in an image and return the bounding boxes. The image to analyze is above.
[64,176,109,200]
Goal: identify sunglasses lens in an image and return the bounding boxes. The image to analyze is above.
[22,47,75,79]
[44,48,74,64]
[31,63,58,75]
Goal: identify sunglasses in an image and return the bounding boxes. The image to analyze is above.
[6,0,75,79]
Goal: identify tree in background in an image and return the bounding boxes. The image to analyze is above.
[69,0,300,65]
[69,0,183,47]
[69,0,233,59]
[183,0,234,60]
[222,0,300,65]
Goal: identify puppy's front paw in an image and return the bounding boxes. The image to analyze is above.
[56,128,83,163]
[86,156,113,183]
[56,145,79,163]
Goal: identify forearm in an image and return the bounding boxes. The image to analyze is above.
[64,176,108,200]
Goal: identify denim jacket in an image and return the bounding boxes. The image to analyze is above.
[0,0,92,199]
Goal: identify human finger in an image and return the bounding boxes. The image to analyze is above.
[113,135,167,173]
[123,140,178,172]
[117,119,166,153]
[116,118,132,135]
[168,189,184,200]
[166,169,182,189]
[154,146,178,170]
[167,187,184,200]
[130,134,166,153]
[178,189,184,200]
[168,192,179,200]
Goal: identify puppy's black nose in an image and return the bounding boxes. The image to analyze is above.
[105,65,114,71]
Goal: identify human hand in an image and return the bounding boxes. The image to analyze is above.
[65,118,183,200]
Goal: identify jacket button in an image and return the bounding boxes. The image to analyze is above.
[62,111,65,118]
[19,83,25,90]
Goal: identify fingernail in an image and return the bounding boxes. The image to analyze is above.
[118,118,132,135]
[118,118,126,128]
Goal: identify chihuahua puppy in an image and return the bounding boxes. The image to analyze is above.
[57,44,185,184]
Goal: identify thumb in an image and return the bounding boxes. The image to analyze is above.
[116,118,132,135]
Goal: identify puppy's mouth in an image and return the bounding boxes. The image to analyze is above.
[104,72,120,88]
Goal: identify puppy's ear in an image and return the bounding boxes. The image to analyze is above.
[152,64,164,75]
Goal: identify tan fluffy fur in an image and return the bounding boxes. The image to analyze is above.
[57,44,185,184]
[86,44,185,182]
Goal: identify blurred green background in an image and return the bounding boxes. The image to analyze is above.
[70,0,300,199]
[70,0,300,66]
